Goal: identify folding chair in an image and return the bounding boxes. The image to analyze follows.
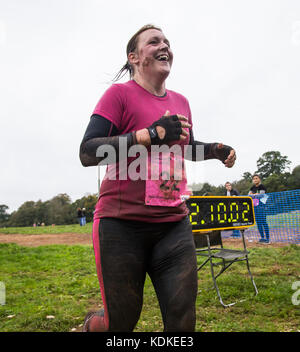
[194,229,258,307]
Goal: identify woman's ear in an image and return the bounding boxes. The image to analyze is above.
[128,52,139,66]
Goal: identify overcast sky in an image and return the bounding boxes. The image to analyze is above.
[0,0,299,212]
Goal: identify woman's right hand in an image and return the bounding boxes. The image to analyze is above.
[146,110,191,145]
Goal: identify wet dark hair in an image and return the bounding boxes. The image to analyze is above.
[113,24,162,82]
[252,174,261,180]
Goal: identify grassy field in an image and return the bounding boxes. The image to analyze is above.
[267,212,299,228]
[1,210,299,235]
[0,241,299,332]
[0,223,92,235]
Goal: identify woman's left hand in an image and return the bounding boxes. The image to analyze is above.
[223,145,236,168]
[214,143,236,168]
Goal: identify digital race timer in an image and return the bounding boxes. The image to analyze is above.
[186,196,255,232]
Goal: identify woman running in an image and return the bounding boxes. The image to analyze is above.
[79,24,236,332]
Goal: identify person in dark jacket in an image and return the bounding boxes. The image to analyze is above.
[225,181,240,196]
[77,208,83,226]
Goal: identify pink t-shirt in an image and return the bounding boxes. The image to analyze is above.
[93,80,193,223]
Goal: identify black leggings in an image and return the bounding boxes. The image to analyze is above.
[91,216,198,332]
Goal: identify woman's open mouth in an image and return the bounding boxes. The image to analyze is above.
[156,54,169,62]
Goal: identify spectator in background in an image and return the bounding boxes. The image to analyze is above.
[225,182,240,238]
[77,208,83,226]
[225,182,240,196]
[248,174,270,244]
[82,208,86,226]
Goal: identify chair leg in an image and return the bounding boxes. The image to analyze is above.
[206,234,237,308]
[241,230,259,296]
[205,232,258,307]
[197,257,210,271]
[245,256,259,296]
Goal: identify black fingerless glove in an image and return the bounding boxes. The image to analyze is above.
[147,115,182,145]
[210,143,233,163]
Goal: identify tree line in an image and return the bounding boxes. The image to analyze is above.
[0,193,98,228]
[0,151,299,227]
[191,151,300,196]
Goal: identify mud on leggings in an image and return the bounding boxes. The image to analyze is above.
[90,216,198,332]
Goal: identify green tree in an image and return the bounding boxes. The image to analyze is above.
[5,193,98,227]
[47,193,73,225]
[191,182,213,196]
[0,204,10,225]
[264,173,290,193]
[212,184,226,196]
[242,172,252,182]
[256,151,291,179]
[287,165,300,190]
[33,200,51,225]
[8,201,36,226]
[233,179,252,195]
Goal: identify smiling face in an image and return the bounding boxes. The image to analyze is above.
[128,28,173,81]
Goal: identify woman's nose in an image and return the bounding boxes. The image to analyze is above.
[159,42,169,51]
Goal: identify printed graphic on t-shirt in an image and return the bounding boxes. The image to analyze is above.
[145,152,190,207]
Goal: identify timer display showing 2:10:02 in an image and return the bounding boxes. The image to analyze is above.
[186,196,255,232]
